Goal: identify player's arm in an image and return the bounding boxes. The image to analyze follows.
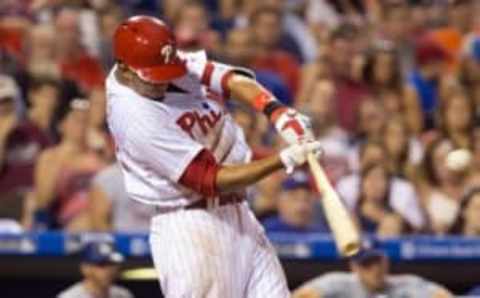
[225,73,313,145]
[180,142,322,195]
[195,57,312,144]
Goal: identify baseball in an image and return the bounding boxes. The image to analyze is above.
[446,149,472,172]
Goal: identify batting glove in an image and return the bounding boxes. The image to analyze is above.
[274,108,315,145]
[280,140,323,174]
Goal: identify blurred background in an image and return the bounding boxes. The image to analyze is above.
[0,0,480,297]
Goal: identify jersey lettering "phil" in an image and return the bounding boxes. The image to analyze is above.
[176,106,223,139]
[106,51,253,208]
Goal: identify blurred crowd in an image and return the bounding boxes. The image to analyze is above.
[0,0,480,238]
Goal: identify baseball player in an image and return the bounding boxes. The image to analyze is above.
[57,241,133,298]
[106,16,321,297]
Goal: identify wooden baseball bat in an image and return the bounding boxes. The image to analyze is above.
[307,153,361,257]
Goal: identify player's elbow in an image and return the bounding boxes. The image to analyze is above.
[227,74,264,101]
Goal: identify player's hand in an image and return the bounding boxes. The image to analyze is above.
[274,108,314,145]
[280,140,323,174]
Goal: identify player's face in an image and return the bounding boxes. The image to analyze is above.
[352,256,388,292]
[83,263,119,288]
[128,70,169,99]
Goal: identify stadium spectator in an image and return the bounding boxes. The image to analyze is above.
[450,188,480,236]
[459,36,480,111]
[249,6,301,96]
[0,75,50,222]
[302,79,350,184]
[362,44,403,97]
[347,140,388,174]
[89,162,151,232]
[26,24,59,79]
[361,44,406,117]
[33,99,106,231]
[437,91,474,149]
[429,0,473,72]
[355,97,386,144]
[348,98,386,171]
[469,126,480,185]
[292,245,454,298]
[97,7,124,72]
[342,163,424,233]
[172,0,221,55]
[250,170,284,220]
[295,29,331,105]
[262,171,327,233]
[382,116,423,179]
[328,24,371,133]
[57,241,133,298]
[253,0,316,63]
[405,38,450,133]
[54,8,105,93]
[372,3,416,76]
[26,76,60,137]
[224,28,292,104]
[419,138,468,235]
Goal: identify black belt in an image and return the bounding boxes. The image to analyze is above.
[185,193,244,210]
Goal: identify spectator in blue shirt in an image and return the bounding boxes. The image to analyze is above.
[262,171,328,233]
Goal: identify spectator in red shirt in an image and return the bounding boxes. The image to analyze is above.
[329,24,371,133]
[249,6,300,96]
[26,76,60,137]
[0,75,51,222]
[54,8,105,93]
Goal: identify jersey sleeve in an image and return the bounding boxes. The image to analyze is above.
[126,113,204,183]
[181,50,255,98]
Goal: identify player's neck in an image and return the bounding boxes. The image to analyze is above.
[82,279,109,298]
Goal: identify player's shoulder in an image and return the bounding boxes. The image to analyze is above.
[388,274,426,286]
[56,282,85,298]
[110,284,135,298]
[313,272,354,284]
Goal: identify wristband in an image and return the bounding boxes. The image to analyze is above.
[252,91,286,121]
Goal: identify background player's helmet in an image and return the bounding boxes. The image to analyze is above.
[113,16,187,83]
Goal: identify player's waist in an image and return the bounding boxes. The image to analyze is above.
[152,192,246,214]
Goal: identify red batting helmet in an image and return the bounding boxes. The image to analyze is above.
[113,16,187,83]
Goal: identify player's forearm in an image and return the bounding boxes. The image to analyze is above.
[227,74,270,110]
[216,154,283,193]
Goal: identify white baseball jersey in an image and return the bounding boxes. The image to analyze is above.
[106,51,290,298]
[106,51,252,208]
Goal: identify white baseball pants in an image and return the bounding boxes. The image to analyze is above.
[149,202,290,298]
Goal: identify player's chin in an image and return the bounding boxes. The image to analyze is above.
[140,85,168,99]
